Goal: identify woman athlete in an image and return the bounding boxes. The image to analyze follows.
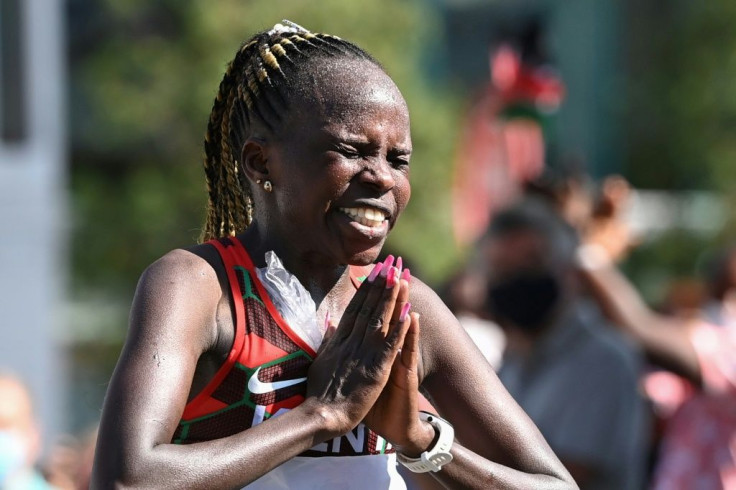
[91,21,575,489]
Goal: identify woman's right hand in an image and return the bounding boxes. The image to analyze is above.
[306,258,411,436]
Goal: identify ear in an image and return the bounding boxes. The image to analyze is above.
[241,137,270,185]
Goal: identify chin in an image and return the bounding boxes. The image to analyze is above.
[343,244,384,267]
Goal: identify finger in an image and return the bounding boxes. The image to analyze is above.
[333,261,385,342]
[383,268,411,337]
[379,300,412,364]
[356,264,401,343]
[386,311,419,392]
[400,312,420,372]
[347,256,395,342]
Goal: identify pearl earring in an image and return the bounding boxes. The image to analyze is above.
[263,180,273,192]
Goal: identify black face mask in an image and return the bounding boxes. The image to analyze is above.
[487,271,561,333]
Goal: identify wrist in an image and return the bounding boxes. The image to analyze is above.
[299,397,346,440]
[396,411,455,473]
[394,417,438,458]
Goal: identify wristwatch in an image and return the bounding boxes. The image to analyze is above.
[396,411,454,473]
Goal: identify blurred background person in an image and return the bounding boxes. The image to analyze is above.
[577,184,736,490]
[0,374,56,490]
[483,199,649,490]
[701,245,736,329]
[440,266,507,370]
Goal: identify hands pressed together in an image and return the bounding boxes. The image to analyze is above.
[306,255,435,457]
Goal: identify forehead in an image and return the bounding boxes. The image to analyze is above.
[283,58,410,140]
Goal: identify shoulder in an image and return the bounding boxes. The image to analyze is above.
[134,246,223,322]
[406,276,475,379]
[141,247,219,290]
[407,276,457,335]
[406,273,456,313]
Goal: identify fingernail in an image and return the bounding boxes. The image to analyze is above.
[380,255,395,277]
[324,311,330,329]
[386,266,397,288]
[396,257,403,275]
[400,302,411,322]
[401,268,411,283]
[367,263,383,282]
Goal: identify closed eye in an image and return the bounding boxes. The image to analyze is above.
[333,143,361,159]
[388,150,411,168]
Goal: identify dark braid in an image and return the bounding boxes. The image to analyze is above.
[200,21,377,241]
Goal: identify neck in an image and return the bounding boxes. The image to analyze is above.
[237,223,352,306]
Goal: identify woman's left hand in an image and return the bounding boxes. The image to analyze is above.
[363,286,435,457]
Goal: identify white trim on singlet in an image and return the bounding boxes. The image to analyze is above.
[244,453,406,489]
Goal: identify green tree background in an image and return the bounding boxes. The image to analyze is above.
[623,0,736,299]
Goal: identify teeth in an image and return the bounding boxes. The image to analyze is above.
[339,207,387,228]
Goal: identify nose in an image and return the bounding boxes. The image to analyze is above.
[359,157,395,193]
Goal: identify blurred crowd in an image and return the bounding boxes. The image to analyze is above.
[441,172,736,489]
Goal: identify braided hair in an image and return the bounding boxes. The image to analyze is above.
[200,20,378,241]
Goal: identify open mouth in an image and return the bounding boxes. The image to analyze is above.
[338,206,388,229]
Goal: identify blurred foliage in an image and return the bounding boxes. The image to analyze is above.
[69,0,464,314]
[622,229,714,305]
[623,0,736,300]
[626,1,736,195]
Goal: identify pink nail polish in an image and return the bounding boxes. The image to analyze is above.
[400,302,411,322]
[386,266,397,288]
[380,255,395,277]
[396,257,403,275]
[324,311,331,329]
[401,268,411,283]
[368,263,383,282]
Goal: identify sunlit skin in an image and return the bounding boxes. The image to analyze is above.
[91,57,576,489]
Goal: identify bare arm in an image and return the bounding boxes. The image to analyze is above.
[92,250,410,489]
[578,254,701,384]
[411,280,577,489]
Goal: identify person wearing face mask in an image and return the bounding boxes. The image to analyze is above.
[484,199,649,490]
[0,375,55,490]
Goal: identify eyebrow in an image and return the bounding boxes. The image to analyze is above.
[388,147,412,156]
[333,134,412,153]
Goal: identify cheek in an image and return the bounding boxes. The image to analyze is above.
[395,174,411,212]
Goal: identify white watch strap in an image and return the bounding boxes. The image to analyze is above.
[397,411,454,473]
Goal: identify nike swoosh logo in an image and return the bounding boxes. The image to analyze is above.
[248,366,307,395]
